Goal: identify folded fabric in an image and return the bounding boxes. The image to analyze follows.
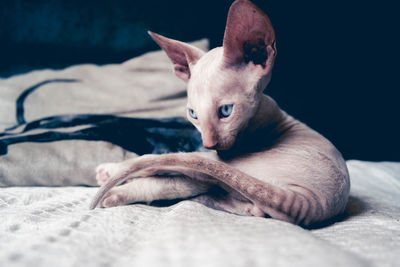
[0,40,208,186]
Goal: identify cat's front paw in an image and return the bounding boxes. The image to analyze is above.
[101,190,128,208]
[95,163,120,186]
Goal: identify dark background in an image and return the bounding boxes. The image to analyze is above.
[1,0,399,161]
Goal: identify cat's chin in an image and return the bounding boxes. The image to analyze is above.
[214,147,229,151]
[214,142,235,151]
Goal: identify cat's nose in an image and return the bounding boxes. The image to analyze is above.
[203,137,218,149]
[202,128,218,149]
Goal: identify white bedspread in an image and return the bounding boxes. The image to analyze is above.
[1,160,399,267]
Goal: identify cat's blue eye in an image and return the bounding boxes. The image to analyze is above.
[219,104,233,118]
[188,108,198,119]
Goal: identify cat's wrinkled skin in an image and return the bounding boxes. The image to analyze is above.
[90,0,350,226]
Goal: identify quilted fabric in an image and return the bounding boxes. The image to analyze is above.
[1,160,399,267]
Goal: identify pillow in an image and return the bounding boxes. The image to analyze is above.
[0,39,208,186]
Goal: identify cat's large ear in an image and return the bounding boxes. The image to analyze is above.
[222,0,276,73]
[148,31,205,82]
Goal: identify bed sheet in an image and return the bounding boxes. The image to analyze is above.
[1,160,399,267]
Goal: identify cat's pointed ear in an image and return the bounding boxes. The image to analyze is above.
[148,31,205,82]
[222,0,276,72]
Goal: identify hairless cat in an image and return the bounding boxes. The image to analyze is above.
[90,0,350,226]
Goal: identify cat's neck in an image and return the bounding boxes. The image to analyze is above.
[217,94,294,158]
[248,95,286,133]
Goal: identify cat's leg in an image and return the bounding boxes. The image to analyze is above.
[90,153,325,225]
[95,158,263,216]
[100,176,210,208]
[97,160,263,216]
[100,173,263,218]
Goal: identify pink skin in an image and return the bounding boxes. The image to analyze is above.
[90,0,349,226]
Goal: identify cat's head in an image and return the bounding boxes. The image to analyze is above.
[149,0,276,150]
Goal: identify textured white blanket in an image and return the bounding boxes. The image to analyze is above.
[1,160,399,267]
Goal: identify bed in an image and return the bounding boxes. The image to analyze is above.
[1,40,399,267]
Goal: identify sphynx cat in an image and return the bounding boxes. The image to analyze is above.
[90,0,350,226]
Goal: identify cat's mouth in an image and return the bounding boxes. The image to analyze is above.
[212,139,236,151]
[201,129,239,151]
[203,141,232,151]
